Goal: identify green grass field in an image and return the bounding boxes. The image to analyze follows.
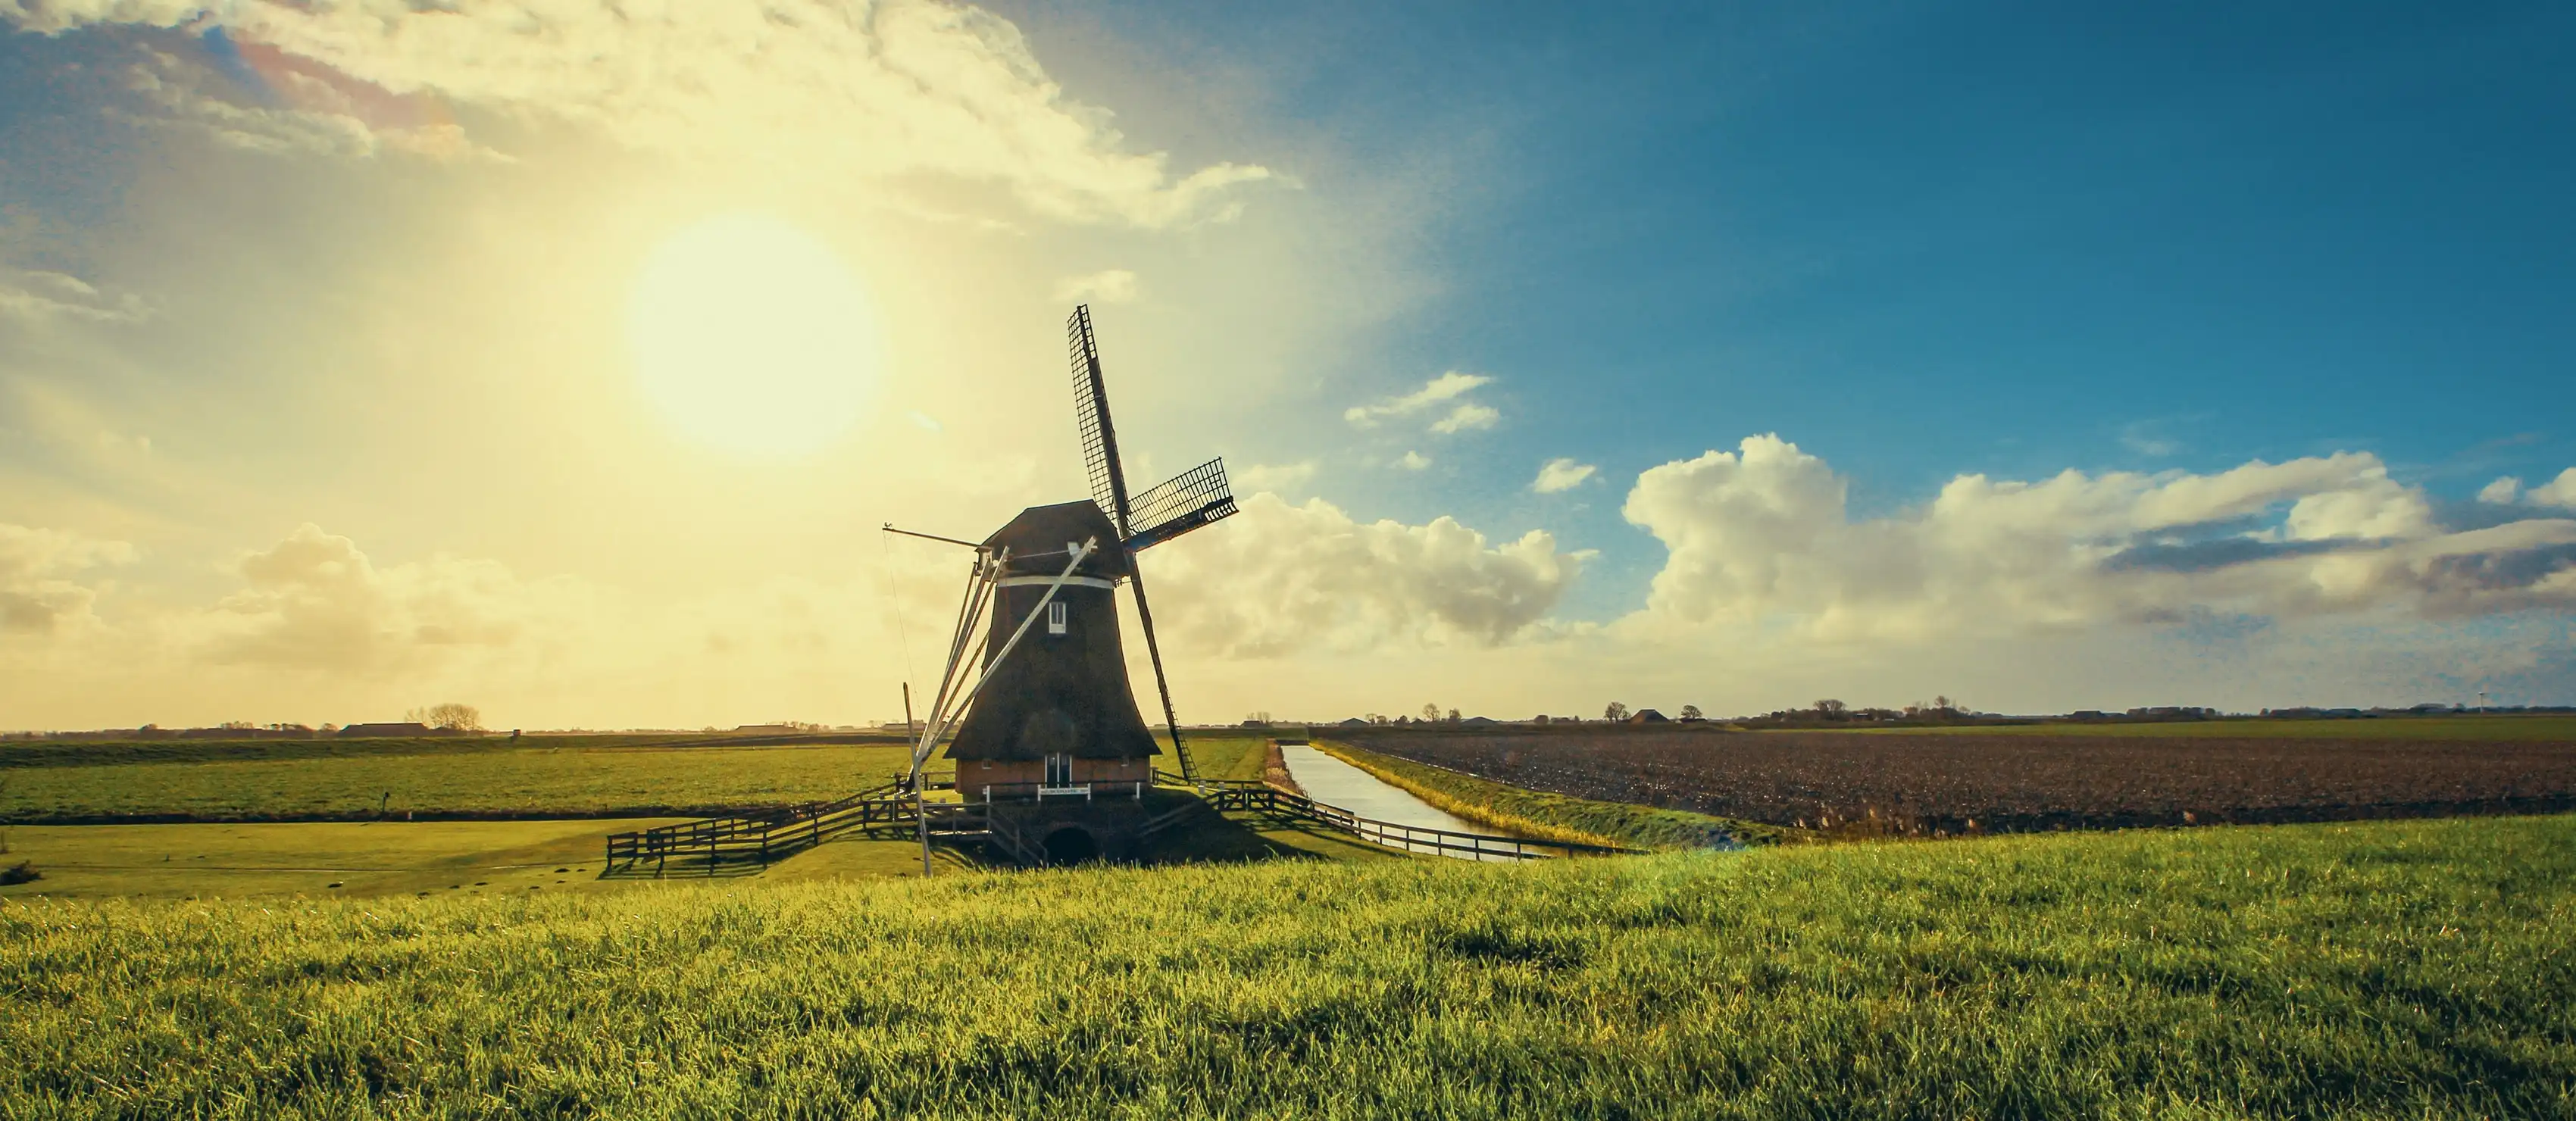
[0,742,919,822]
[1827,714,2576,740]
[4,814,2569,1117]
[0,819,680,898]
[1178,735,1269,782]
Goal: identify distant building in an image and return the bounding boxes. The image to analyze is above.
[1337,717,1368,726]
[1628,709,1670,723]
[339,722,434,738]
[1460,715,1497,726]
[734,724,799,735]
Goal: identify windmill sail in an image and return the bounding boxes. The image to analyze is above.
[1068,305,1133,537]
[1124,458,1238,552]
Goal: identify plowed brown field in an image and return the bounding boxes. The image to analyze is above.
[1334,728,2576,834]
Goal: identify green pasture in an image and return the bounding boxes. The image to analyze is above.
[5,814,2571,1117]
[1825,714,2576,740]
[1177,735,1270,782]
[1317,738,1796,849]
[0,742,919,822]
[0,820,682,899]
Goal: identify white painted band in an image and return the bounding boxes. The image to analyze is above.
[996,576,1119,590]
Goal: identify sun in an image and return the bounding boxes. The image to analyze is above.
[625,214,883,458]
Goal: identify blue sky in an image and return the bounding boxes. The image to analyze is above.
[2,0,2572,726]
[994,0,2576,610]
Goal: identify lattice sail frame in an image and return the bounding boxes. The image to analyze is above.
[1068,306,1130,537]
[1124,458,1238,552]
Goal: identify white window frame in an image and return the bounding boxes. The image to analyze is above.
[1047,600,1068,635]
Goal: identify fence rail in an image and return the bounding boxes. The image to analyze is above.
[602,781,984,876]
[1203,783,1637,860]
[605,770,1635,876]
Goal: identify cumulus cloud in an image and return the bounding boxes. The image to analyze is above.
[12,0,1270,227]
[2480,477,2524,504]
[0,266,150,324]
[2528,469,2576,510]
[1396,451,1431,471]
[0,523,136,637]
[1622,434,2576,643]
[1344,371,1492,428]
[1531,457,1596,494]
[1145,493,1583,657]
[1052,269,1138,304]
[201,523,549,672]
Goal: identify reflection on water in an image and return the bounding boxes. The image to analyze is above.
[1277,745,1517,860]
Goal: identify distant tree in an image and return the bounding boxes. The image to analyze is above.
[1934,695,1956,713]
[1422,702,1441,722]
[219,720,256,730]
[1533,714,1551,724]
[1814,699,1846,717]
[1446,707,1461,723]
[408,703,484,732]
[1680,704,1704,721]
[1604,701,1630,721]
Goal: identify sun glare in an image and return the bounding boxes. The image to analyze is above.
[626,214,883,458]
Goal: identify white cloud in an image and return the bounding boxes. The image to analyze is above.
[2480,476,2524,504]
[1396,451,1431,471]
[0,523,136,638]
[1621,434,2576,644]
[1343,371,1491,427]
[1235,461,1317,493]
[1531,457,1596,494]
[199,523,552,673]
[14,0,1271,228]
[2529,469,2576,510]
[1430,402,1500,435]
[1144,493,1583,657]
[0,266,150,324]
[1052,269,1139,304]
[111,45,506,162]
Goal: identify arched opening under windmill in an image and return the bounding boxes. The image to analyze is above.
[1043,826,1101,865]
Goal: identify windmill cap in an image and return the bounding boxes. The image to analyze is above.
[983,501,1133,579]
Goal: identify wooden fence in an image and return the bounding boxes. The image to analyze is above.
[602,781,980,876]
[607,770,1635,876]
[1182,774,1637,860]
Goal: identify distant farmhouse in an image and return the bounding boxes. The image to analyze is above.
[1627,709,1670,723]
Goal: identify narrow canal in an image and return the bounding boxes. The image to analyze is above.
[1275,744,1522,861]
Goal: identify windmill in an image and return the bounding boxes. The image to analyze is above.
[887,305,1238,865]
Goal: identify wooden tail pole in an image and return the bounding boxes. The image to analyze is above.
[1125,566,1195,781]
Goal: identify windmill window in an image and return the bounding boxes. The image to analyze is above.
[1047,601,1068,635]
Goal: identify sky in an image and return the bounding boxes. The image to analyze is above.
[2,0,2572,729]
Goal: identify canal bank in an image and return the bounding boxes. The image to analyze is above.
[1275,743,1533,861]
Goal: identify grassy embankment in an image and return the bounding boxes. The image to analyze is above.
[0,742,920,823]
[1315,739,1796,849]
[5,814,2571,1116]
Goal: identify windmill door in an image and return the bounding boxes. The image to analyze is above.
[1045,753,1073,787]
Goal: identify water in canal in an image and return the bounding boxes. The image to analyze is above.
[1276,745,1519,860]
